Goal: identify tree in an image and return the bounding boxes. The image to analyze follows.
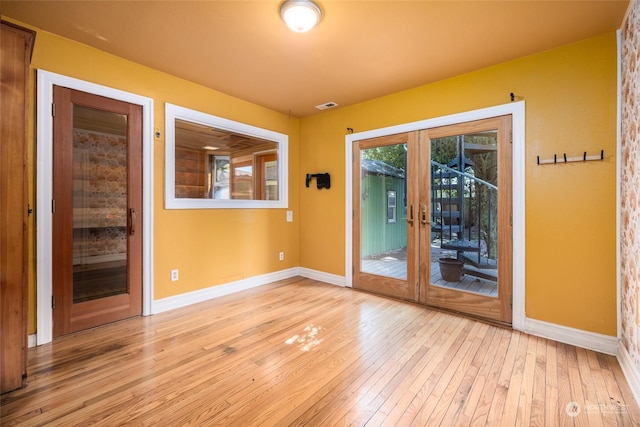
[361,144,406,170]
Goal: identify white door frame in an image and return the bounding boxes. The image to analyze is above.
[345,102,526,330]
[36,70,154,345]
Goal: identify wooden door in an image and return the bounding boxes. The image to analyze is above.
[352,116,513,324]
[353,132,420,302]
[1,21,34,394]
[52,87,142,337]
[420,116,512,323]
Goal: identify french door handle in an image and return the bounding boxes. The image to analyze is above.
[129,208,136,235]
[407,205,414,225]
[421,204,429,226]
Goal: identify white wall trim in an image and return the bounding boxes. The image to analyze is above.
[152,267,346,314]
[525,317,619,355]
[344,102,526,330]
[164,103,289,210]
[36,70,154,345]
[152,268,300,314]
[298,267,346,287]
[618,342,640,405]
[28,334,37,349]
[616,28,623,341]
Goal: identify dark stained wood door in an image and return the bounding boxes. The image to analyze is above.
[1,21,34,394]
[52,87,142,337]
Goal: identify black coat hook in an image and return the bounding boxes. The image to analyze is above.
[306,173,331,189]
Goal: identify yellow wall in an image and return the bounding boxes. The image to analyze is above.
[299,32,618,336]
[9,19,300,333]
[9,15,618,337]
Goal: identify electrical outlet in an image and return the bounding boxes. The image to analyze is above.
[171,269,179,281]
[279,252,284,261]
[286,211,293,222]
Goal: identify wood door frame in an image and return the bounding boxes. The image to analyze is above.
[1,21,35,393]
[345,102,526,330]
[36,70,154,345]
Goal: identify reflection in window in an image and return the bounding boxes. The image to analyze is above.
[232,162,253,200]
[210,156,229,199]
[174,118,277,200]
[165,103,288,209]
[387,190,397,224]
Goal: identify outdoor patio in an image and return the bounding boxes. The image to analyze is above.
[361,246,498,297]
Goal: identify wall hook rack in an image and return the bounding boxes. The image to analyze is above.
[306,173,331,189]
[537,149,604,165]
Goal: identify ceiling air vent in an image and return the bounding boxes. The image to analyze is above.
[315,101,338,110]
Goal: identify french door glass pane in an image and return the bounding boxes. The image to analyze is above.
[72,105,129,303]
[430,131,499,296]
[360,143,408,280]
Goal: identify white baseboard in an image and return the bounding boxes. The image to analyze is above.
[151,267,346,315]
[617,342,640,406]
[28,334,36,348]
[525,317,618,355]
[297,267,346,287]
[151,268,300,314]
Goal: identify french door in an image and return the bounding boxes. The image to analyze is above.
[353,132,419,301]
[52,86,142,337]
[353,116,512,323]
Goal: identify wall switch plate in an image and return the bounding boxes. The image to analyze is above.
[286,211,293,222]
[171,269,179,281]
[279,252,284,261]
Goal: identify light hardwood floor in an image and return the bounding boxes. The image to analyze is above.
[1,277,638,426]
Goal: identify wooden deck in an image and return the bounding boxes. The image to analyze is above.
[362,255,498,297]
[1,277,638,426]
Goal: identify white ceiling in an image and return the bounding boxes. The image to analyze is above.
[2,0,629,117]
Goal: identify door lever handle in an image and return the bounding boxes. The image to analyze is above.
[406,205,414,225]
[129,208,136,235]
[421,204,429,226]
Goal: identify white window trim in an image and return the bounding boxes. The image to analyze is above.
[36,70,155,345]
[344,101,526,331]
[164,103,289,209]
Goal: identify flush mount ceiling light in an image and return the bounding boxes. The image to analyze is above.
[280,0,322,33]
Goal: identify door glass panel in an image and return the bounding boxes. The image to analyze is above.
[72,105,128,303]
[360,144,408,280]
[430,131,498,296]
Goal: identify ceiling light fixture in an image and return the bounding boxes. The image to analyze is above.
[280,0,322,33]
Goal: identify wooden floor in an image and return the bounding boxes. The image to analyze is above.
[1,277,639,426]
